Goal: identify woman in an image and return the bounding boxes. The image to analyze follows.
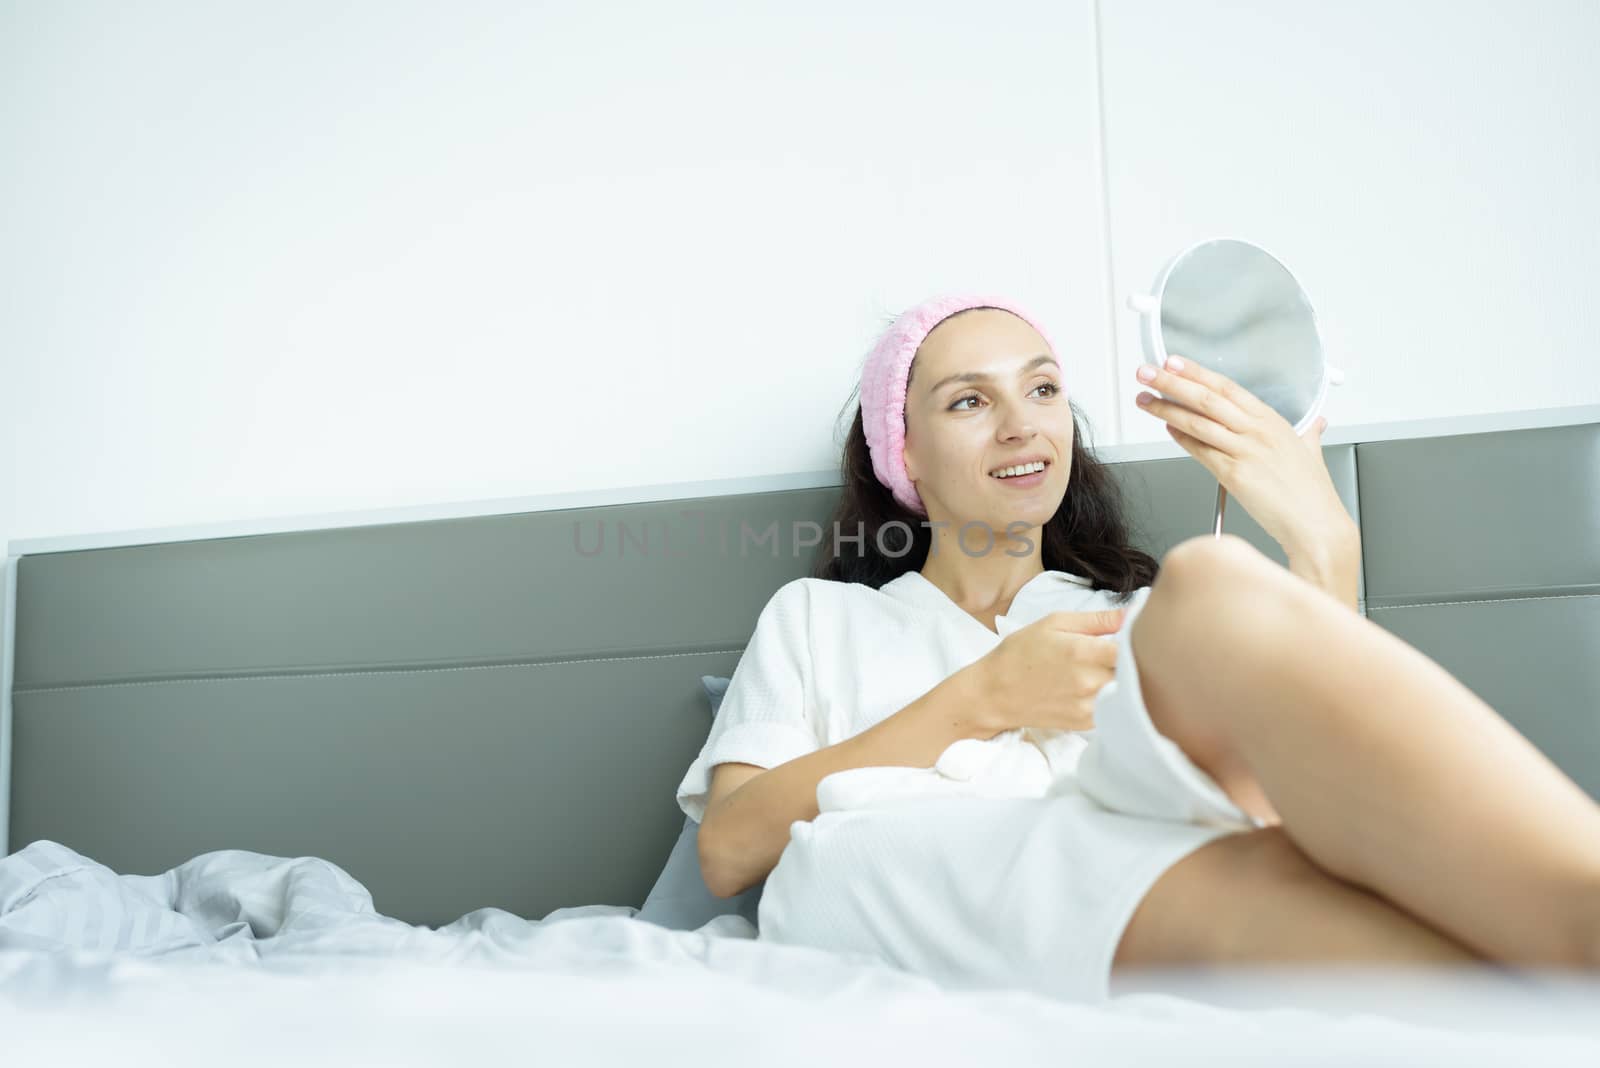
[675,292,1600,1002]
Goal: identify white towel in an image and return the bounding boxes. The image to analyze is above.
[815,727,1090,814]
[815,614,1110,815]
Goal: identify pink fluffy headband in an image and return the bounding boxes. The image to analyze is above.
[860,293,1061,516]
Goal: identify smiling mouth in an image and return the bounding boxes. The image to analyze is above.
[989,460,1050,480]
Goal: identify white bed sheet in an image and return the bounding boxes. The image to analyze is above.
[2,841,1598,1066]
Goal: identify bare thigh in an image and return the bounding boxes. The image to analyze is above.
[1110,826,1483,989]
[1129,533,1600,969]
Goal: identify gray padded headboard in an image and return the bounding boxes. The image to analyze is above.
[3,419,1597,926]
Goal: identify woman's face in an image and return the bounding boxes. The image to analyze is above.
[901,308,1073,538]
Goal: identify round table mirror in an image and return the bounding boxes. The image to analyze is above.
[1127,238,1345,535]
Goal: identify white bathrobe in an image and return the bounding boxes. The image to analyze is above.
[675,569,1264,1003]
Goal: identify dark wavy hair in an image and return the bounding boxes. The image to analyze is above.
[811,308,1160,597]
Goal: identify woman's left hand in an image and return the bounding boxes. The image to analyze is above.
[1133,354,1348,550]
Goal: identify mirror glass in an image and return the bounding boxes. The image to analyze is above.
[1144,238,1327,432]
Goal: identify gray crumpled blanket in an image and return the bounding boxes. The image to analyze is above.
[6,841,1600,1065]
[0,839,773,973]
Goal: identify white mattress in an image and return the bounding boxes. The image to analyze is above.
[3,841,1597,1066]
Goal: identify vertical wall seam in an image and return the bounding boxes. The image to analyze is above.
[1,555,18,855]
[1089,0,1123,444]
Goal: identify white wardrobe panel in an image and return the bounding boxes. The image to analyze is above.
[1099,0,1600,443]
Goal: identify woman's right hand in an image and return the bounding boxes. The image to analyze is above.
[970,608,1126,736]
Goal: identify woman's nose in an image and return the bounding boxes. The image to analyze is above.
[996,398,1036,438]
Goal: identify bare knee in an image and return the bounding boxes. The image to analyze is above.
[1141,535,1311,685]
[1157,534,1282,605]
[1131,537,1298,760]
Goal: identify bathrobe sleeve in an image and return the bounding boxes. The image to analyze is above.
[675,578,822,824]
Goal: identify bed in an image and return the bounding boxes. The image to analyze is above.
[2,406,1598,1064]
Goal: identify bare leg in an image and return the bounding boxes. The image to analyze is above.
[1130,534,1600,969]
[1113,826,1483,985]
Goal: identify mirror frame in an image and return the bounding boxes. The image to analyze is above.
[1131,236,1338,436]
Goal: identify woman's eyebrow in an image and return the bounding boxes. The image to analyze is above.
[927,353,1058,395]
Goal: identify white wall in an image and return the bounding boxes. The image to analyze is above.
[4,0,1597,552]
[1100,0,1600,442]
[0,0,1112,552]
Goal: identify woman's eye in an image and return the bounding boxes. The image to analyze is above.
[949,383,1060,411]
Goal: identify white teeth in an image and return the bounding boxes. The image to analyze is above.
[991,461,1046,478]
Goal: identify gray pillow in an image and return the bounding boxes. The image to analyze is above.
[637,676,763,930]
